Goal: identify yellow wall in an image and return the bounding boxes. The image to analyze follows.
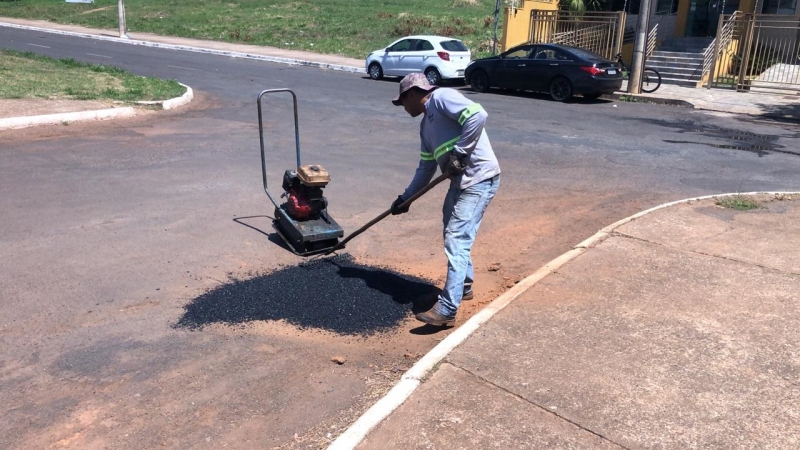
[738,0,758,13]
[674,0,691,36]
[621,42,634,64]
[699,38,741,86]
[500,0,559,52]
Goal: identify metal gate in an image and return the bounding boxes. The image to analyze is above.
[529,10,626,60]
[708,13,800,93]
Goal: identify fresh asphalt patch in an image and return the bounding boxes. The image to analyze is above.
[175,255,438,335]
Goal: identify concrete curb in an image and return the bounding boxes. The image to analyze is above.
[137,83,193,110]
[0,83,192,131]
[0,106,136,130]
[0,21,366,74]
[327,190,800,450]
[605,92,694,108]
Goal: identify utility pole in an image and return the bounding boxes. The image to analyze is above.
[118,0,129,39]
[628,0,653,94]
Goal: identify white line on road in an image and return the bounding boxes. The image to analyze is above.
[28,43,50,48]
[167,64,200,71]
[86,53,112,59]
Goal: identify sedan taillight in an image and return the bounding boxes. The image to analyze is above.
[580,66,604,75]
[437,51,450,61]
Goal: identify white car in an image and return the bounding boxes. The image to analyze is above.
[365,35,471,85]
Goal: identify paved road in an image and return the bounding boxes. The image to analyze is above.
[2,27,800,449]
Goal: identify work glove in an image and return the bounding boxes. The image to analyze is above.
[390,195,410,215]
[446,154,467,176]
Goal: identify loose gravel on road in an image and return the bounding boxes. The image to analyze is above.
[176,255,438,335]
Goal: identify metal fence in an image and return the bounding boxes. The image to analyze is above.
[647,23,658,59]
[529,10,626,60]
[708,13,800,93]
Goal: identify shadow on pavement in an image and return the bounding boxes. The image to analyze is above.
[233,215,274,238]
[637,117,800,157]
[455,86,614,104]
[233,215,296,253]
[409,324,454,335]
[756,101,800,122]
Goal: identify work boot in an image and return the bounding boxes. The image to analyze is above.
[462,283,474,301]
[415,308,456,327]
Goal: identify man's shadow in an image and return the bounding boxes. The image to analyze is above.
[336,264,438,313]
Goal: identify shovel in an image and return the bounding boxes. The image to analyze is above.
[303,172,450,265]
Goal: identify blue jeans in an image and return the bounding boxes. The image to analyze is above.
[436,175,500,317]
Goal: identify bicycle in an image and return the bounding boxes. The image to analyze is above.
[615,53,662,93]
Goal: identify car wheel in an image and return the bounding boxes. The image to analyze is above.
[469,69,490,93]
[549,77,573,102]
[583,93,603,100]
[425,68,442,86]
[368,63,383,81]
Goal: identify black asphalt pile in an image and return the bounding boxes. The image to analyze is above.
[176,255,439,336]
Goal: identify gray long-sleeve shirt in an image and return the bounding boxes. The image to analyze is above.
[401,88,501,200]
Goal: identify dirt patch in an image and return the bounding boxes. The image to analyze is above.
[0,99,119,119]
[79,6,114,15]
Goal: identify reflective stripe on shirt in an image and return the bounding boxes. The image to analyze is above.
[458,103,485,126]
[433,136,459,160]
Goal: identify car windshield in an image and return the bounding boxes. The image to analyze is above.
[562,47,608,61]
[440,40,468,52]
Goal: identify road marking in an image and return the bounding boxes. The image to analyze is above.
[249,76,281,82]
[28,43,50,48]
[86,53,112,59]
[167,64,200,71]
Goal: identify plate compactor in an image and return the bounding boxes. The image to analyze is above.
[257,89,344,256]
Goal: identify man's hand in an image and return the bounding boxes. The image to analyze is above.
[447,154,467,176]
[391,195,410,215]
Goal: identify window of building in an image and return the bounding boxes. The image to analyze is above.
[608,0,678,14]
[762,0,798,14]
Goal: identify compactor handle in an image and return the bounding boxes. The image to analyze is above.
[257,88,302,209]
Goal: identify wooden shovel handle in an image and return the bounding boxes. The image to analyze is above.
[326,172,451,254]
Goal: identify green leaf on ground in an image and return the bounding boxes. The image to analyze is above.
[715,195,760,211]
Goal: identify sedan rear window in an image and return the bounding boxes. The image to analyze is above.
[440,40,468,52]
[563,47,608,61]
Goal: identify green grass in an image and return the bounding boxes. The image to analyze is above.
[0,0,503,59]
[0,49,185,101]
[715,195,760,211]
[618,94,653,103]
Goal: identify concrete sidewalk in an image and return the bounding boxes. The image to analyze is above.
[2,18,798,123]
[354,194,800,449]
[615,80,800,122]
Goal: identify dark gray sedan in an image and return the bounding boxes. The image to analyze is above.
[465,44,622,101]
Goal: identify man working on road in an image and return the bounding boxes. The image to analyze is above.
[391,73,501,326]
